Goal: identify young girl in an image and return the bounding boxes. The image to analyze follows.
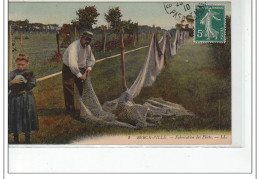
[8,54,39,144]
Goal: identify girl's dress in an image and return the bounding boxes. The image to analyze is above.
[8,69,39,134]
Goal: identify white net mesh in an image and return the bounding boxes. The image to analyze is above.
[79,30,194,129]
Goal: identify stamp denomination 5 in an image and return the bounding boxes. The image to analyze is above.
[194,5,226,43]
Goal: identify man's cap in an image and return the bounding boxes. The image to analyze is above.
[81,30,94,39]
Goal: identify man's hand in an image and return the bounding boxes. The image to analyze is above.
[79,75,86,81]
[9,76,24,86]
[85,68,91,76]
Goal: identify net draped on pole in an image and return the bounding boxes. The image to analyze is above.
[79,29,193,129]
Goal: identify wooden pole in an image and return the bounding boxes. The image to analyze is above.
[74,27,76,41]
[218,99,221,130]
[133,29,136,47]
[56,32,60,54]
[120,26,127,90]
[103,26,106,53]
[104,29,106,53]
[19,32,22,53]
[136,25,139,42]
[153,25,156,41]
[8,26,13,72]
[176,30,179,53]
[141,30,144,42]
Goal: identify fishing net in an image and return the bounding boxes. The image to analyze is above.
[79,30,194,129]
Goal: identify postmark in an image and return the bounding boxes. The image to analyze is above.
[164,2,207,21]
[194,5,226,43]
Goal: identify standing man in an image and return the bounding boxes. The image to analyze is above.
[62,30,95,116]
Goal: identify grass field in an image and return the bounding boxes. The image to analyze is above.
[11,33,153,78]
[12,33,62,78]
[8,37,231,144]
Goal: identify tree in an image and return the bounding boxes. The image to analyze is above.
[72,6,100,32]
[186,14,194,29]
[120,20,138,46]
[210,16,231,70]
[121,20,137,35]
[104,7,122,33]
[175,19,187,30]
[59,24,74,48]
[180,20,186,29]
[10,19,30,32]
[175,23,182,30]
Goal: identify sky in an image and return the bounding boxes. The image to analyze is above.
[9,1,231,30]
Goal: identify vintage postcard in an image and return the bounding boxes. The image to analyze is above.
[7,1,231,146]
[4,0,256,176]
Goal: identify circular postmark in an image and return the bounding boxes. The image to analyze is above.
[164,2,206,21]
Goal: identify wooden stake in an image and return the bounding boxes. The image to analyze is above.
[102,26,106,53]
[74,27,77,41]
[104,30,106,53]
[8,26,13,72]
[141,31,144,42]
[136,26,139,42]
[218,99,221,131]
[120,26,127,90]
[56,32,60,54]
[133,29,136,47]
[19,32,22,53]
[176,30,179,52]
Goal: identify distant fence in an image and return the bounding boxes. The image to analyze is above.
[37,45,149,82]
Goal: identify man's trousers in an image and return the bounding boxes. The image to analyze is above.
[62,64,85,113]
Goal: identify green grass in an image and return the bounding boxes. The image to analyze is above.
[11,33,152,78]
[12,33,63,78]
[135,39,231,130]
[8,37,231,144]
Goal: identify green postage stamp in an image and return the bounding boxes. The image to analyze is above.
[194,5,226,43]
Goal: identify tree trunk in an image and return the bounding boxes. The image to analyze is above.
[56,32,60,54]
[74,27,77,41]
[19,32,22,53]
[176,30,179,53]
[120,27,127,91]
[103,27,106,53]
[8,26,13,72]
[133,29,136,47]
[136,27,139,42]
[218,99,221,130]
[141,30,144,43]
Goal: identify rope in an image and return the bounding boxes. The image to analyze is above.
[36,45,149,82]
